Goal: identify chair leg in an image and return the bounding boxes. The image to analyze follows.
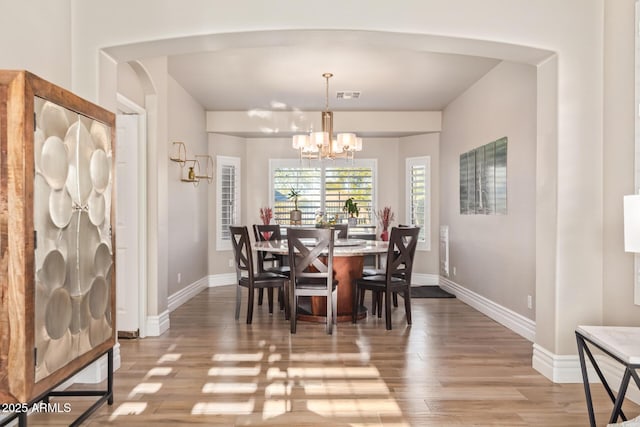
[404,287,412,325]
[283,282,290,320]
[332,288,338,326]
[247,288,255,324]
[385,289,392,330]
[267,288,274,314]
[353,286,359,324]
[326,292,333,335]
[370,290,377,315]
[392,292,398,307]
[290,293,297,334]
[377,292,383,318]
[235,285,242,320]
[258,288,264,306]
[278,288,285,311]
[359,289,366,312]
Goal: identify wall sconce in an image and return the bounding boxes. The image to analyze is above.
[170,141,214,186]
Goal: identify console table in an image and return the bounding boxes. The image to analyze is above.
[575,325,640,426]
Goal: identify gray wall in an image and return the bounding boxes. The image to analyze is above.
[440,61,537,319]
[399,133,441,276]
[167,76,208,296]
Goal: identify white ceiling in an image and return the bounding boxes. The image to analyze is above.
[167,45,501,112]
[106,30,551,118]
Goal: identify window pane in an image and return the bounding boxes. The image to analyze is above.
[325,167,373,225]
[220,164,236,241]
[410,164,426,242]
[272,167,321,225]
[217,155,241,251]
[271,161,375,226]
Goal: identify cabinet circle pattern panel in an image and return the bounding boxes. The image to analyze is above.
[33,97,113,382]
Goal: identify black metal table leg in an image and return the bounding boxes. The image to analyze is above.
[577,334,596,427]
[576,329,640,426]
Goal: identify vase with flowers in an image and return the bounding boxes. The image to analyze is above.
[377,206,395,241]
[259,206,273,239]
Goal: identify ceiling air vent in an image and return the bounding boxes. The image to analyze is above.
[336,91,361,100]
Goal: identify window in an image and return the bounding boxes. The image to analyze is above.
[406,156,430,250]
[460,137,507,215]
[270,159,376,226]
[216,156,241,250]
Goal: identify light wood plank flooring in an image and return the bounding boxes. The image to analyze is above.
[27,285,638,426]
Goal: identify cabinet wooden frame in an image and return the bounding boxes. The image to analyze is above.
[0,70,116,404]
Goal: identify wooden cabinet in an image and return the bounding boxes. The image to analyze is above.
[0,71,116,404]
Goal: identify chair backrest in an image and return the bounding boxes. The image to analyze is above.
[253,224,282,242]
[287,228,334,283]
[253,224,283,270]
[385,226,420,283]
[230,226,255,281]
[332,223,348,239]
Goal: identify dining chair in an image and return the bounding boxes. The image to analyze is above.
[287,227,338,334]
[253,224,289,308]
[353,226,420,330]
[229,225,289,324]
[361,224,415,311]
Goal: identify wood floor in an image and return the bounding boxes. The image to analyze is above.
[26,285,638,426]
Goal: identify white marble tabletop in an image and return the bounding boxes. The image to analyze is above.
[253,239,389,257]
[576,325,640,364]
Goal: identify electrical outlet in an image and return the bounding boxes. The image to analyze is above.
[527,295,533,309]
[452,266,457,276]
[177,273,181,283]
[229,259,234,267]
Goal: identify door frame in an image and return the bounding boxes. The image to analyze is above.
[116,93,148,338]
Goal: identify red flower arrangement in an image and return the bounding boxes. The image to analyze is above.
[377,206,395,241]
[259,207,273,225]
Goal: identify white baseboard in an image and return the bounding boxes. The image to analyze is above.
[532,343,584,383]
[439,276,536,342]
[168,276,209,312]
[208,273,236,287]
[412,273,440,286]
[532,343,640,404]
[146,310,170,336]
[147,275,233,337]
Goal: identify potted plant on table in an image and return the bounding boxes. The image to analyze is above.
[288,187,302,225]
[377,206,395,241]
[343,197,359,227]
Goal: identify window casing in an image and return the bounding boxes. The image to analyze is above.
[406,156,430,250]
[269,159,376,226]
[216,156,241,251]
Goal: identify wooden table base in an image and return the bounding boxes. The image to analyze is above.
[297,255,367,323]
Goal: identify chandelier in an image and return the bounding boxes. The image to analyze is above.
[292,73,363,160]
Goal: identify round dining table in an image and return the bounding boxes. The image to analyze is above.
[253,238,389,322]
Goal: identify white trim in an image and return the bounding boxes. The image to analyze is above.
[116,94,148,339]
[146,310,170,336]
[167,276,209,312]
[532,344,584,383]
[405,156,431,251]
[412,273,440,286]
[68,343,121,385]
[531,344,640,404]
[439,276,536,342]
[116,93,145,114]
[209,273,237,287]
[216,156,241,251]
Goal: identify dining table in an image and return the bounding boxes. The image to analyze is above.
[253,237,389,322]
